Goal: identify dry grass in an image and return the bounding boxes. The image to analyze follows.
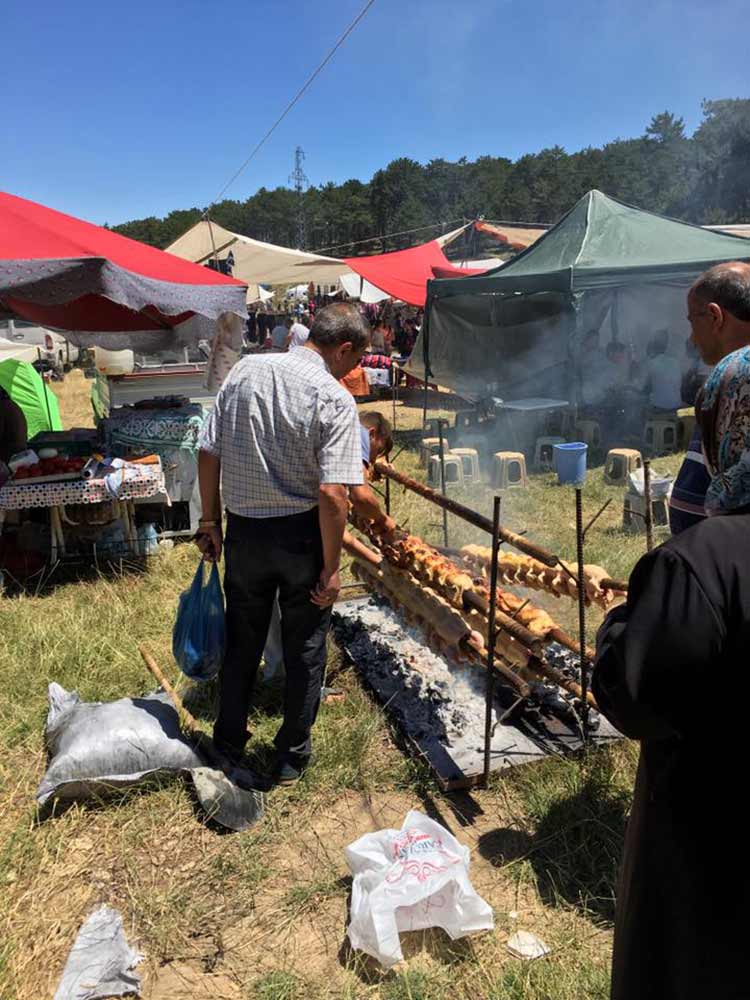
[0,375,659,998]
[52,368,96,429]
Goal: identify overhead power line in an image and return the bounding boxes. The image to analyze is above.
[205,0,376,213]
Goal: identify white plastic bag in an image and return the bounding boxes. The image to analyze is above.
[345,810,494,968]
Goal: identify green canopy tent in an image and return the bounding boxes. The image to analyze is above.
[0,359,62,440]
[409,190,750,402]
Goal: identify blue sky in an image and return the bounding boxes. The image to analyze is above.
[5,0,747,226]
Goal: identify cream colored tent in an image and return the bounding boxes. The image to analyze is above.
[166,220,352,288]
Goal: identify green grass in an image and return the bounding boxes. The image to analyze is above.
[0,381,652,998]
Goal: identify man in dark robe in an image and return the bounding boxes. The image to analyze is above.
[594,343,750,1000]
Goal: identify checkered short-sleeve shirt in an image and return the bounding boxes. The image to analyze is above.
[199,348,364,518]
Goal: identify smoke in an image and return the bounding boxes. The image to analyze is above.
[419,282,695,451]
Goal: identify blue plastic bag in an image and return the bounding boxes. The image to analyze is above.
[172,561,225,681]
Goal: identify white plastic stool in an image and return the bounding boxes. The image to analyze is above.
[428,454,465,489]
[534,436,565,470]
[604,448,643,485]
[644,419,678,455]
[623,493,670,531]
[450,448,481,484]
[491,451,528,489]
[419,437,441,467]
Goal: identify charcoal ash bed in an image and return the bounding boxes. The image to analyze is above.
[332,595,620,789]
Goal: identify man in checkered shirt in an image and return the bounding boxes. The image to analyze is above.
[197,303,370,784]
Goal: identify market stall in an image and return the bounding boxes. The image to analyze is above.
[0,432,167,576]
[0,191,248,581]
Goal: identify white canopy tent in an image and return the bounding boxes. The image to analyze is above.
[166,220,353,287]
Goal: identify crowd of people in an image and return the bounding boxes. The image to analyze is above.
[244,299,423,361]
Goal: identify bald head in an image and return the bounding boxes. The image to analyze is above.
[687,261,750,365]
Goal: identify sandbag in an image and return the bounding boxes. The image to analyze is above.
[37,683,203,808]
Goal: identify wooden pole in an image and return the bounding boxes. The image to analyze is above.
[483,496,501,787]
[374,460,558,566]
[643,458,654,553]
[575,488,589,740]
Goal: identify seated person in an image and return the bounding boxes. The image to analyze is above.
[579,330,607,408]
[643,331,682,411]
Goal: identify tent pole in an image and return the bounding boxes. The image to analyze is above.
[421,295,431,429]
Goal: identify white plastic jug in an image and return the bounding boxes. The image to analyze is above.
[94,347,134,375]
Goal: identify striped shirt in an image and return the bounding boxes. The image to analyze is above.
[668,425,710,535]
[199,348,363,518]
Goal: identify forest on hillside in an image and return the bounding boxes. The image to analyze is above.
[114,99,750,257]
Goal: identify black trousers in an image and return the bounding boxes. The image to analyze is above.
[215,508,330,763]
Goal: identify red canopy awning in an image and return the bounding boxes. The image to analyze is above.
[0,192,247,332]
[344,240,484,307]
[430,263,488,280]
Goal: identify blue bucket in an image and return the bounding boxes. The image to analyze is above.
[554,442,588,485]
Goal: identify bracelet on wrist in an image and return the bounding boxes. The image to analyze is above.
[199,519,219,527]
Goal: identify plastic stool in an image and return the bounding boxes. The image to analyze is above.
[574,420,602,449]
[428,454,465,489]
[677,408,696,448]
[491,451,528,489]
[450,448,481,484]
[644,418,678,455]
[419,437,441,467]
[534,436,565,470]
[623,493,670,532]
[604,448,643,486]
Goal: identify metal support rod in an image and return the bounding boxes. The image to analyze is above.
[391,362,398,432]
[575,488,589,741]
[422,374,428,430]
[483,495,502,787]
[385,473,391,516]
[374,460,558,566]
[643,458,654,552]
[582,497,612,538]
[437,419,449,548]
